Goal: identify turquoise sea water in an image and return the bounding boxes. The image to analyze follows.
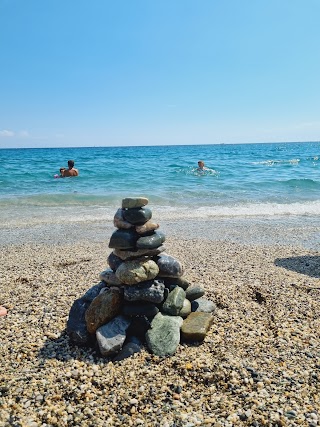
[0,142,320,227]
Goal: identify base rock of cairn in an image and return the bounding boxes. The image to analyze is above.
[67,197,217,360]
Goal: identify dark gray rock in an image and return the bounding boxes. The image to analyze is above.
[122,207,152,225]
[186,286,205,301]
[114,245,165,261]
[124,279,165,303]
[126,316,151,340]
[96,315,131,357]
[108,229,138,249]
[122,303,159,318]
[145,313,183,356]
[67,298,91,345]
[107,252,123,271]
[156,253,184,278]
[99,268,123,286]
[136,231,166,249]
[82,282,106,302]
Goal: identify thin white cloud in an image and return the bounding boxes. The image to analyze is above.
[0,129,15,137]
[19,130,30,137]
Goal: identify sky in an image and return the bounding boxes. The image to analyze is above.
[1,0,320,148]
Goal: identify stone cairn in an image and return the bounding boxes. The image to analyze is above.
[67,197,216,361]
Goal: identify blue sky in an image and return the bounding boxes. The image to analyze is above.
[1,0,320,148]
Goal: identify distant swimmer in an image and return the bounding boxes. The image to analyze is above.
[60,160,79,177]
[197,160,209,172]
[195,160,217,175]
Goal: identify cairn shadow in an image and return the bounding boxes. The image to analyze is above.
[37,329,103,364]
[274,255,320,278]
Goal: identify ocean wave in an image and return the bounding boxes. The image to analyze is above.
[251,159,300,166]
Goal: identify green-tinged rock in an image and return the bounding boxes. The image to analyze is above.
[108,229,138,249]
[146,313,183,356]
[186,286,205,301]
[178,298,192,318]
[122,207,152,225]
[181,312,214,341]
[162,286,186,316]
[122,197,149,209]
[85,287,123,334]
[115,259,159,285]
[136,231,166,249]
[162,277,190,290]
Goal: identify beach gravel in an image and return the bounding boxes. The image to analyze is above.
[0,233,320,426]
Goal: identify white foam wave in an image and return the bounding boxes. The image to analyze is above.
[1,201,320,228]
[251,159,300,166]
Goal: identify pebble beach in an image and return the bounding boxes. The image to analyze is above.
[0,216,320,427]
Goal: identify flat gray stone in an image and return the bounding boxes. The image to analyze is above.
[122,197,149,209]
[146,313,183,356]
[186,286,205,301]
[99,268,123,286]
[191,298,217,313]
[96,315,131,357]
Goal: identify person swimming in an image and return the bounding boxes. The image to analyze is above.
[197,160,209,171]
[60,160,79,177]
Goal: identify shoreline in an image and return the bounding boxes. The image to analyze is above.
[0,220,320,425]
[1,214,320,250]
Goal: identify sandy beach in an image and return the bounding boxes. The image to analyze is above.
[0,218,320,426]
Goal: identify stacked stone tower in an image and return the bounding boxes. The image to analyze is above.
[67,197,216,360]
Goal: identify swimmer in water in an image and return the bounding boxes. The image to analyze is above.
[197,160,209,171]
[60,160,79,177]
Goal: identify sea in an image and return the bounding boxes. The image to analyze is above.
[1,142,320,247]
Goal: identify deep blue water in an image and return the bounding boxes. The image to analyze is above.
[0,142,320,226]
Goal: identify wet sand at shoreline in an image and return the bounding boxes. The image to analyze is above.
[0,219,320,426]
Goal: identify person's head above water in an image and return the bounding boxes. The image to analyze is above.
[197,160,205,169]
[68,160,75,169]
